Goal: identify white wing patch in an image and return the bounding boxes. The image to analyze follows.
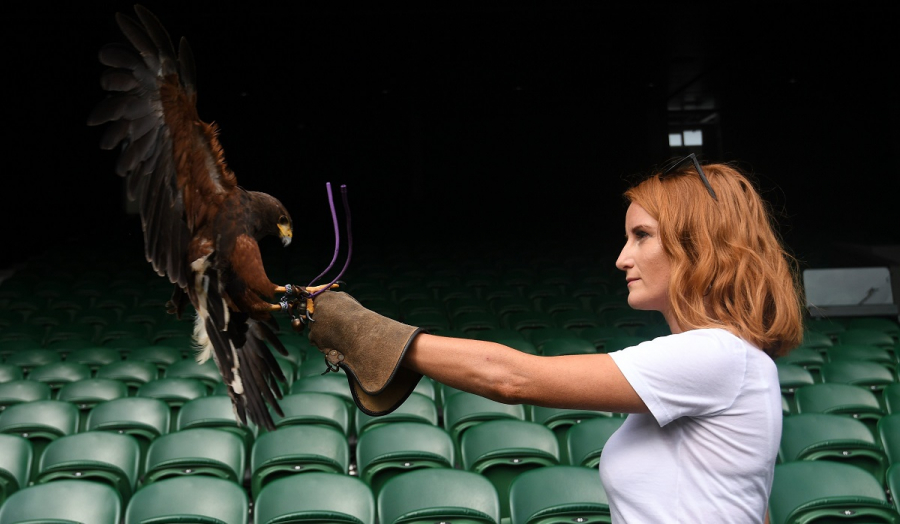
[189,252,243,396]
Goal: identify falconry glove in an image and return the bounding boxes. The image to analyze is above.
[308,291,424,416]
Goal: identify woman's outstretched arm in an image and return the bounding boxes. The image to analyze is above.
[403,333,648,414]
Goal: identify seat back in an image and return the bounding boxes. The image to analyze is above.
[776,363,816,414]
[144,428,246,485]
[776,347,825,383]
[443,391,526,454]
[377,468,500,524]
[460,419,560,521]
[566,416,626,468]
[96,360,158,395]
[0,434,31,506]
[58,378,129,431]
[86,397,170,467]
[355,392,438,436]
[356,422,455,497]
[254,472,374,524]
[164,358,222,393]
[65,346,121,373]
[36,431,140,503]
[509,465,611,524]
[780,413,887,482]
[539,336,597,357]
[769,461,899,524]
[250,425,349,498]
[125,476,248,524]
[0,399,79,479]
[0,380,52,411]
[270,392,350,436]
[0,480,122,524]
[530,405,610,463]
[820,361,895,393]
[794,383,884,436]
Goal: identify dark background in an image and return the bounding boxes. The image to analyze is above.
[2,1,898,274]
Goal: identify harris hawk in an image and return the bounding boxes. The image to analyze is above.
[87,5,330,430]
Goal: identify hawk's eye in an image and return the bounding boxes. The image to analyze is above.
[278,215,289,226]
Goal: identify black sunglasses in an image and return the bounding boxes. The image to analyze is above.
[660,153,718,201]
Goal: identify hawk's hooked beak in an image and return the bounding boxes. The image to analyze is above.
[279,224,293,246]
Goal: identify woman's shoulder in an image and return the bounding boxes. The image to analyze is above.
[642,328,760,365]
[658,327,752,348]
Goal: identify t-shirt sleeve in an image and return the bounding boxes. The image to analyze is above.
[609,329,748,427]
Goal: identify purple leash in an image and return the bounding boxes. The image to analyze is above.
[306,183,352,299]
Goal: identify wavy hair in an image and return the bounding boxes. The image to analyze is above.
[624,161,803,357]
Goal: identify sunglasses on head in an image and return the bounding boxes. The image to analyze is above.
[660,153,718,201]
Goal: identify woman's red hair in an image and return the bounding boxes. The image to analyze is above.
[624,162,803,358]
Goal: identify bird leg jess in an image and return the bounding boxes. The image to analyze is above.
[274,283,342,331]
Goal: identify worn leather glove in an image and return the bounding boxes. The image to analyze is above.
[308,291,424,416]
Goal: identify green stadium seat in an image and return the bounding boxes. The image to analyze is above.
[4,348,60,376]
[0,399,79,479]
[442,391,526,455]
[530,405,610,463]
[552,309,600,331]
[0,434,31,506]
[820,360,895,394]
[65,346,122,373]
[290,373,355,415]
[164,358,222,392]
[143,427,245,485]
[827,344,896,373]
[137,377,208,427]
[794,383,884,439]
[798,329,833,355]
[253,472,374,524]
[780,413,887,482]
[26,361,92,395]
[777,362,816,414]
[176,396,256,451]
[270,392,350,436]
[96,360,158,395]
[509,465,611,524]
[776,347,826,383]
[86,397,170,464]
[377,468,500,524]
[768,461,898,524]
[35,431,140,504]
[0,479,122,524]
[0,380,52,412]
[578,326,632,351]
[845,318,900,342]
[126,345,183,374]
[355,392,438,436]
[566,416,626,468]
[884,383,900,415]
[838,328,897,351]
[804,318,846,340]
[526,327,572,348]
[0,364,22,383]
[539,336,597,356]
[250,424,349,498]
[460,419,560,521]
[356,422,455,497]
[124,476,248,524]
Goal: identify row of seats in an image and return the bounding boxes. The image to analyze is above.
[0,407,617,518]
[0,465,611,524]
[0,381,622,457]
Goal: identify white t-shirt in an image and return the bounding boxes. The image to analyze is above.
[600,328,781,523]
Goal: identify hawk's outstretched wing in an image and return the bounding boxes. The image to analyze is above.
[88,4,293,430]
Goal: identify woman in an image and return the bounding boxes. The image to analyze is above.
[308,156,803,522]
